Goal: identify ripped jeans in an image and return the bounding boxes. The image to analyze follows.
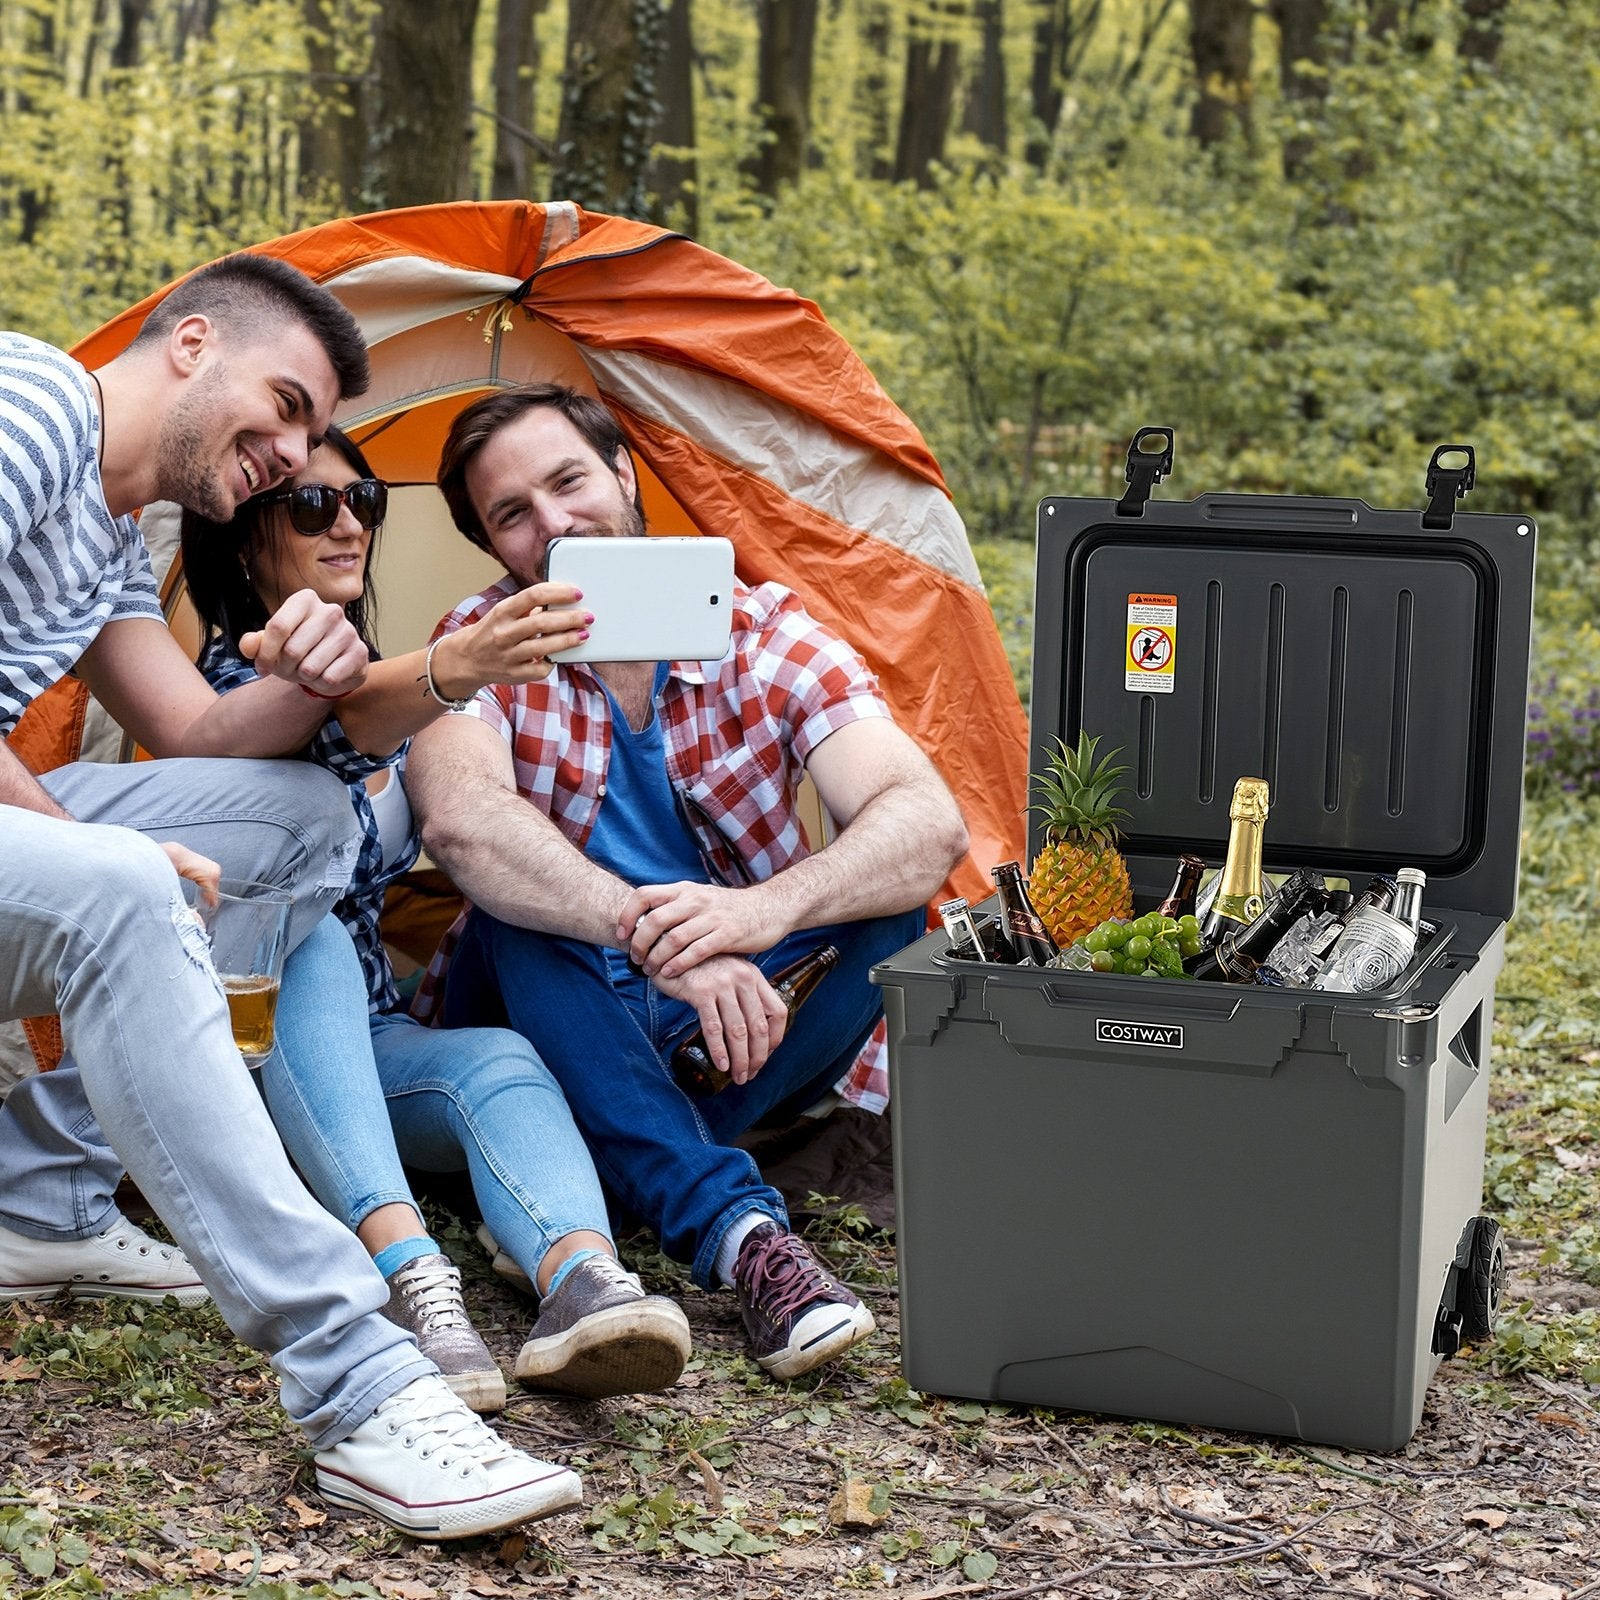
[0,759,429,1447]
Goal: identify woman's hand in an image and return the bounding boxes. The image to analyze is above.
[430,583,591,700]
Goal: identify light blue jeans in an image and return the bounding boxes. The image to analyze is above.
[0,759,429,1446]
[264,916,611,1285]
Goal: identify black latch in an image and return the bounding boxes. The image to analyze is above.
[1116,427,1175,517]
[1422,444,1475,530]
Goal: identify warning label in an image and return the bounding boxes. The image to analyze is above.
[1126,593,1177,693]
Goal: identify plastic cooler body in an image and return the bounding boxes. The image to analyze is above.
[873,479,1534,1452]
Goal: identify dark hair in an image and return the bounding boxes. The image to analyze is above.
[436,383,643,553]
[134,253,370,400]
[181,424,383,658]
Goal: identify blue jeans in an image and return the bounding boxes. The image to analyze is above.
[0,758,427,1447]
[443,907,923,1287]
[264,917,611,1282]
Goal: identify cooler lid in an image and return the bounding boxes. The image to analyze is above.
[1029,445,1536,921]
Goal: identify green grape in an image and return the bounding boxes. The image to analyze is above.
[1090,949,1115,972]
[1102,921,1131,949]
[1083,927,1109,953]
[1177,914,1202,940]
[1125,934,1152,964]
[1178,934,1204,959]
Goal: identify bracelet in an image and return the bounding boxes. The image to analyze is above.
[300,684,350,701]
[422,636,473,712]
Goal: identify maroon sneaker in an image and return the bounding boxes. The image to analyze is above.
[732,1223,875,1380]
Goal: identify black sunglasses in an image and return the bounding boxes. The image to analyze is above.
[261,478,388,535]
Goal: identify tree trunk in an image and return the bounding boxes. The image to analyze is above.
[1027,0,1103,172]
[367,0,481,209]
[893,3,963,187]
[553,0,668,216]
[1188,0,1255,148]
[491,0,549,200]
[648,0,698,233]
[858,0,894,180]
[111,0,151,69]
[1271,0,1329,178]
[1458,0,1507,70]
[961,0,1007,166]
[747,0,819,198]
[300,0,366,212]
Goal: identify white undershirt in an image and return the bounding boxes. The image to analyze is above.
[365,766,415,874]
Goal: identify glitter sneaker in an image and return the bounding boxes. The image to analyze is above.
[513,1253,691,1399]
[381,1252,506,1413]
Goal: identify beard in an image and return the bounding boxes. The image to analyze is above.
[154,365,243,521]
[534,495,646,582]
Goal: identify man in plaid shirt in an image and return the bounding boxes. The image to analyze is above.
[406,385,968,1383]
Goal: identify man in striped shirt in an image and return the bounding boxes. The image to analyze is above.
[407,386,969,1384]
[0,260,580,1539]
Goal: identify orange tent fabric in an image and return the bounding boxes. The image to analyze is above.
[14,201,1028,903]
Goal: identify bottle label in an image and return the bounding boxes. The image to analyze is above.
[1316,910,1417,993]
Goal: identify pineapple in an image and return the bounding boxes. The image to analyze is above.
[1027,731,1134,946]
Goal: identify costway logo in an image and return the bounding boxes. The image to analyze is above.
[1095,1018,1184,1049]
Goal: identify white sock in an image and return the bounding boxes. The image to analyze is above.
[715,1211,777,1287]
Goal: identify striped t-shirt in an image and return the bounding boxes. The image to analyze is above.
[0,332,162,736]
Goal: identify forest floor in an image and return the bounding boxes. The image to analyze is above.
[2,1194,1597,1600]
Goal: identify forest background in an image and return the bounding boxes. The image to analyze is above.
[1,3,1599,1595]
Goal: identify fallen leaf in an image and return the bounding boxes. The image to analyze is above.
[1500,1583,1565,1600]
[497,1531,528,1564]
[0,1355,40,1381]
[1465,1508,1510,1529]
[189,1548,222,1575]
[284,1493,327,1527]
[1533,1411,1587,1432]
[259,1553,298,1575]
[376,1579,439,1600]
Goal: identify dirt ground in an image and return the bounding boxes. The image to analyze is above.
[2,1211,1598,1600]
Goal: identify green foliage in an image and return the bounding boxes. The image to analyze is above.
[585,1485,777,1558]
[5,1299,264,1418]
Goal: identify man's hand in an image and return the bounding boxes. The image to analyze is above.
[159,842,222,906]
[652,954,790,1086]
[239,589,369,698]
[619,881,789,979]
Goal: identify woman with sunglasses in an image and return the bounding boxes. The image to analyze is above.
[179,427,692,1412]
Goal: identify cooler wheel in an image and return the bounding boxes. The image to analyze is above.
[1457,1216,1507,1342]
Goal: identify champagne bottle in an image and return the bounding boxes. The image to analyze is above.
[1188,869,1324,983]
[1156,854,1206,920]
[1199,777,1270,947]
[990,860,1058,965]
[670,944,841,1097]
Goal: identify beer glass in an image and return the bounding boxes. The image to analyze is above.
[184,878,292,1067]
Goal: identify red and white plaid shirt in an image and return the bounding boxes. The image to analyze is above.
[413,578,896,1112]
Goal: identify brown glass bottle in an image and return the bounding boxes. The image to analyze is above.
[1156,854,1207,920]
[670,944,841,1098]
[990,860,1058,965]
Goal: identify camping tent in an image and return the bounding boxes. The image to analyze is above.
[10,199,1028,912]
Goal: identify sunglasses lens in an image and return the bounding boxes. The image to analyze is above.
[288,485,339,534]
[349,479,387,529]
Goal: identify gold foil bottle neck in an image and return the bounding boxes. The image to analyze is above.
[1228,777,1270,824]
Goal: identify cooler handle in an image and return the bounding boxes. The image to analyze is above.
[979,977,1305,1078]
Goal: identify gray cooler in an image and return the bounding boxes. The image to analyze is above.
[873,442,1533,1451]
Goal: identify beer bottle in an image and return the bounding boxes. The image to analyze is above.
[939,896,986,961]
[1199,777,1270,947]
[1156,854,1206,921]
[990,860,1058,966]
[670,944,841,1097]
[1188,868,1324,983]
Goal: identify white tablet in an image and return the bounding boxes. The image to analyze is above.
[545,536,736,663]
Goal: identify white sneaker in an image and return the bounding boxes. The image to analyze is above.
[314,1373,582,1539]
[475,1222,534,1295]
[0,1217,209,1306]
